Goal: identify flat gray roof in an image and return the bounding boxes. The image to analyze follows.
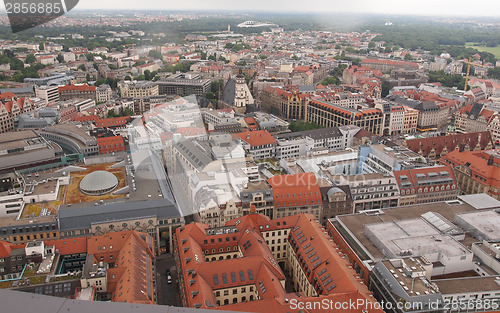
[458,194,500,210]
[58,198,180,231]
[455,210,500,241]
[243,180,271,192]
[366,219,469,258]
[0,130,39,146]
[334,201,482,259]
[275,127,342,141]
[173,139,212,171]
[0,289,238,313]
[434,277,500,294]
[43,124,95,143]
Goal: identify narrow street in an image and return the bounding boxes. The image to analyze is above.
[155,254,181,306]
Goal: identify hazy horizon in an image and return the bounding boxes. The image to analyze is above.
[1,0,500,17]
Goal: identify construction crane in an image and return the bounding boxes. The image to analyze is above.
[462,58,487,91]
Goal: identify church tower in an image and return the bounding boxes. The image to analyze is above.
[220,69,254,114]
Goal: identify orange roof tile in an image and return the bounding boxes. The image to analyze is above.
[267,173,322,207]
[0,92,16,100]
[94,116,131,128]
[58,83,96,93]
[45,237,87,255]
[441,150,500,189]
[243,117,259,130]
[236,130,276,147]
[0,241,14,258]
[97,135,124,146]
[394,165,457,194]
[405,131,493,158]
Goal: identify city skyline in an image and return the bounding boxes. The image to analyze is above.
[0,0,499,17]
[66,0,500,17]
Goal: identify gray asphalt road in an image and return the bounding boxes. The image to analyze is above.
[155,254,181,306]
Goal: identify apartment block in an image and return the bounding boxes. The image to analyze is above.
[394,165,459,206]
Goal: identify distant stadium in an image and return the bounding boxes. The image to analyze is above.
[237,21,279,28]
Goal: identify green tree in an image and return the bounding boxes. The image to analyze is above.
[320,76,339,86]
[94,78,106,86]
[289,121,323,132]
[144,70,152,81]
[9,58,24,71]
[404,53,413,60]
[206,91,217,101]
[123,107,134,116]
[57,54,64,63]
[428,71,467,89]
[382,82,392,97]
[4,50,14,59]
[148,50,162,60]
[77,64,86,71]
[488,68,500,80]
[345,47,356,53]
[25,54,36,64]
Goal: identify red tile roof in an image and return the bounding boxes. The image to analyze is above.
[243,117,259,131]
[176,213,381,312]
[74,115,99,123]
[97,135,125,149]
[480,109,495,120]
[236,130,276,147]
[94,116,130,128]
[394,165,458,194]
[45,237,87,256]
[0,92,16,100]
[267,173,322,207]
[441,150,500,189]
[0,241,14,258]
[58,83,96,93]
[404,131,494,158]
[293,65,311,73]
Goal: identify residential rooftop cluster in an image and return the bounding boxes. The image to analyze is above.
[2,10,500,313]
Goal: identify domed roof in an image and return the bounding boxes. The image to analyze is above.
[79,170,118,195]
[327,187,345,196]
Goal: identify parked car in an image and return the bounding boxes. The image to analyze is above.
[166,270,172,284]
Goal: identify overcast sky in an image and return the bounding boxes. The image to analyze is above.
[69,0,500,16]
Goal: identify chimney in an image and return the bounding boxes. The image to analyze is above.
[488,155,494,166]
